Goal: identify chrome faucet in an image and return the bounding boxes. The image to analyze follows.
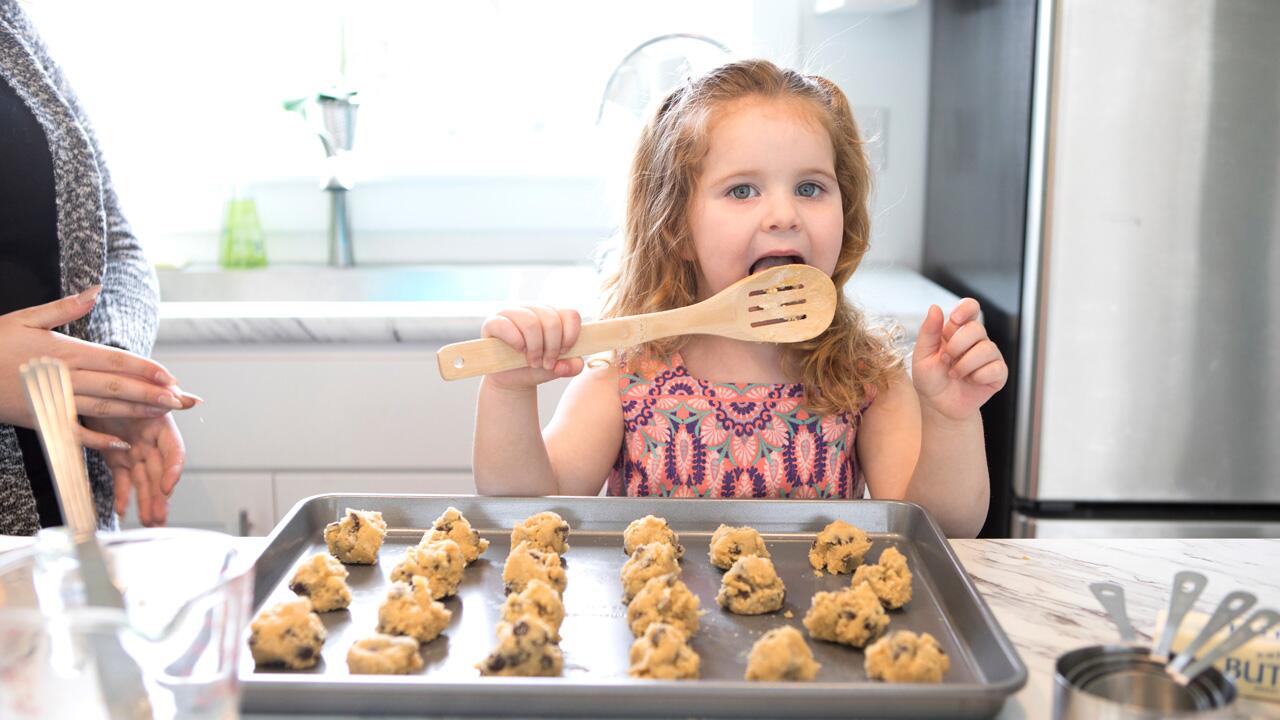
[287,89,359,267]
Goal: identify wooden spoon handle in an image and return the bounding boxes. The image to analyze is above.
[436,309,688,380]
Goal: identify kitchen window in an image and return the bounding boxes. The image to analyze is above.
[26,1,800,265]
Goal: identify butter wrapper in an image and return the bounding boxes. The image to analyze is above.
[1155,609,1280,702]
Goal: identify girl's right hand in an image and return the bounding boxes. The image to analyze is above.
[0,286,201,451]
[480,306,585,389]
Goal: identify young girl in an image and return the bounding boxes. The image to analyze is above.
[473,60,1006,538]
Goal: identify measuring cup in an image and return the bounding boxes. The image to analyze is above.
[0,527,254,720]
[1054,571,1280,719]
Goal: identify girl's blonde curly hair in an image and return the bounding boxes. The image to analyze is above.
[600,59,901,415]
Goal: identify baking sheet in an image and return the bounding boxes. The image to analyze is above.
[241,494,1026,718]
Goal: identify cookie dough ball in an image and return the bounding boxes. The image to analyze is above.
[510,511,570,555]
[708,524,770,570]
[803,581,889,648]
[503,541,567,595]
[716,555,785,615]
[346,633,424,675]
[502,578,565,641]
[390,539,465,599]
[424,506,489,565]
[745,626,822,681]
[621,541,682,604]
[627,573,700,638]
[628,622,700,680]
[623,515,683,558]
[249,597,327,669]
[323,508,388,565]
[852,546,913,609]
[476,615,563,677]
[287,552,352,612]
[865,630,950,683]
[377,576,452,643]
[807,520,871,574]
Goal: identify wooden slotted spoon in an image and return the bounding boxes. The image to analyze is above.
[436,264,836,381]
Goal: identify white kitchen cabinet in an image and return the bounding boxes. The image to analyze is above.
[272,471,475,524]
[152,345,568,472]
[120,471,274,536]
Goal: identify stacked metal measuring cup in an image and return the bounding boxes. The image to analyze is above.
[1054,570,1280,719]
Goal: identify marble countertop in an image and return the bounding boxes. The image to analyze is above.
[229,538,1278,720]
[154,263,960,345]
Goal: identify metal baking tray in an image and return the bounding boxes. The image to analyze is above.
[241,494,1026,718]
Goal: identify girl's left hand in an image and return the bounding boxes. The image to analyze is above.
[84,413,186,527]
[912,299,1009,421]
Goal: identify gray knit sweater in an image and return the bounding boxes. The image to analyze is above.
[1,1,159,535]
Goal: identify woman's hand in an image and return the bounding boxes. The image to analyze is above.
[0,286,199,450]
[480,306,585,390]
[84,413,185,527]
[912,299,1009,421]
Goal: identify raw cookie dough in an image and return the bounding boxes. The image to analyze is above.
[745,626,822,681]
[323,508,388,564]
[622,515,683,558]
[346,633,424,675]
[510,511,571,555]
[628,622,700,680]
[248,597,327,669]
[716,555,785,615]
[627,573,700,638]
[708,524,770,570]
[851,546,913,609]
[803,581,889,648]
[620,541,682,604]
[389,539,465,598]
[377,576,452,643]
[865,630,950,683]
[424,506,490,565]
[288,552,352,612]
[503,541,567,595]
[807,520,871,574]
[501,578,565,641]
[476,615,563,677]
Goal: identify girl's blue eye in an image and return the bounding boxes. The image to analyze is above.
[797,182,822,198]
[729,185,757,200]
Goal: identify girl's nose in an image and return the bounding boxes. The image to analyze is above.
[764,198,801,233]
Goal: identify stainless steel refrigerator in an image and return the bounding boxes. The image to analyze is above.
[924,0,1280,538]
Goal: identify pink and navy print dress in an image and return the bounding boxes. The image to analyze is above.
[605,353,872,499]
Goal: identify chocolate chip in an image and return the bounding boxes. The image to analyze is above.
[540,655,554,669]
[737,588,752,598]
[840,610,855,620]
[289,582,310,596]
[505,582,517,594]
[730,543,741,557]
[513,621,529,636]
[488,655,507,672]
[296,645,314,661]
[350,513,361,531]
[652,627,666,645]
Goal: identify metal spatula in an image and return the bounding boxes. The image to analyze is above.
[437,263,837,381]
[20,357,153,720]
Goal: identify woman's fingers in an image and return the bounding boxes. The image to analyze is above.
[76,424,131,452]
[111,456,133,517]
[13,285,100,330]
[559,309,582,354]
[75,394,168,419]
[61,335,177,385]
[72,369,184,409]
[132,460,153,526]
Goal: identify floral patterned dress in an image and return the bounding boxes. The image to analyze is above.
[606,353,872,499]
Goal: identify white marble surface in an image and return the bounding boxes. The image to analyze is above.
[155,264,959,346]
[951,539,1280,720]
